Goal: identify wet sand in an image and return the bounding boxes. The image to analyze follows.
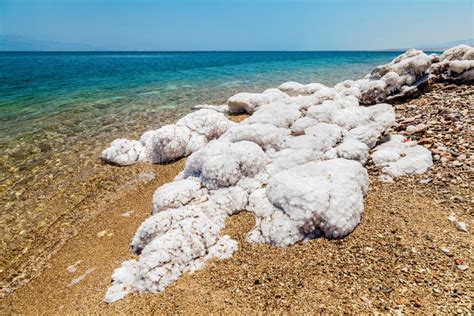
[2,92,472,314]
[0,107,192,295]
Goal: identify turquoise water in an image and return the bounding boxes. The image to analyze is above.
[0,51,406,142]
[0,51,410,197]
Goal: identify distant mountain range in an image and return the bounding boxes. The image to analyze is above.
[415,38,474,51]
[0,35,101,51]
[384,38,474,52]
[1,34,473,52]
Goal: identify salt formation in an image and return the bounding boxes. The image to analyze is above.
[104,86,399,303]
[430,45,474,83]
[277,49,434,106]
[101,47,463,303]
[226,88,287,114]
[101,109,233,165]
[278,82,326,95]
[371,135,433,178]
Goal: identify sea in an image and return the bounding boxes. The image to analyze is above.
[0,50,412,292]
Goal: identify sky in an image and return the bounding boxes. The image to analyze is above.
[0,0,473,50]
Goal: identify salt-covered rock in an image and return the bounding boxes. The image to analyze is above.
[105,211,235,303]
[430,45,474,83]
[353,49,432,104]
[101,139,147,166]
[220,123,290,151]
[371,135,433,177]
[192,104,229,113]
[152,179,208,214]
[440,44,474,61]
[278,81,304,94]
[336,138,369,164]
[291,117,318,135]
[249,159,369,244]
[307,100,395,132]
[140,125,194,163]
[182,140,267,189]
[346,126,383,148]
[102,109,232,166]
[278,81,326,95]
[227,89,287,114]
[242,102,301,128]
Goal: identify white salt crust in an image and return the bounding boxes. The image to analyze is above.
[100,46,463,303]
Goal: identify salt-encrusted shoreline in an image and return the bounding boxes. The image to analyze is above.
[101,45,473,302]
[4,75,472,316]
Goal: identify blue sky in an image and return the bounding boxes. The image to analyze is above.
[0,0,473,50]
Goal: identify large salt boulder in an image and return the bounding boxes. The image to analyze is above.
[290,117,318,135]
[278,81,326,95]
[152,178,209,214]
[104,210,236,303]
[176,109,232,139]
[440,44,474,61]
[140,125,194,163]
[220,123,290,151]
[227,89,287,114]
[307,100,395,132]
[380,49,431,77]
[182,140,268,189]
[430,45,474,83]
[242,102,301,128]
[101,109,232,165]
[101,139,148,166]
[249,158,369,245]
[371,135,433,177]
[351,49,432,104]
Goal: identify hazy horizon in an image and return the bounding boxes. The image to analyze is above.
[0,0,473,51]
[1,34,473,52]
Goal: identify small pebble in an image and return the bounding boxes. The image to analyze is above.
[457,265,468,271]
[455,221,468,233]
[419,178,432,184]
[121,210,134,217]
[378,175,394,183]
[97,230,108,238]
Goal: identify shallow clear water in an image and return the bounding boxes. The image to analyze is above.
[0,51,407,142]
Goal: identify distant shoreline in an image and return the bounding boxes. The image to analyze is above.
[0,50,441,53]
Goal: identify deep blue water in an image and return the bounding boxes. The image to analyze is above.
[0,51,408,144]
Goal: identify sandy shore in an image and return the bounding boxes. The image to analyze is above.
[2,87,472,314]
